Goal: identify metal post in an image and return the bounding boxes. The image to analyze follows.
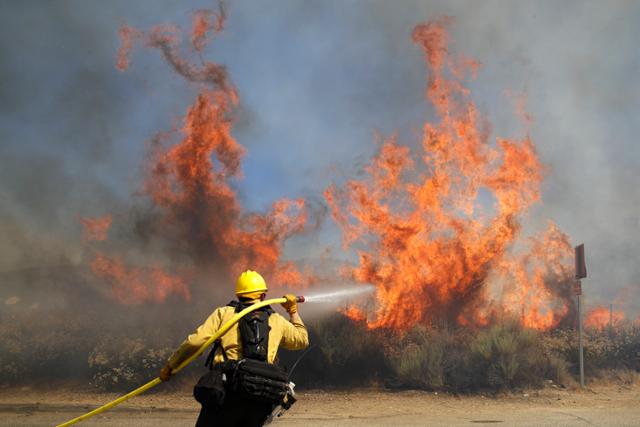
[609,303,613,339]
[574,244,587,388]
[577,282,584,388]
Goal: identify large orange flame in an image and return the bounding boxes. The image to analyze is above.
[82,5,310,304]
[142,86,307,283]
[325,18,574,331]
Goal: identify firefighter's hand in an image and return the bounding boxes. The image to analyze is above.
[281,294,298,315]
[159,364,173,382]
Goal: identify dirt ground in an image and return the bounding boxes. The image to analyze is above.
[0,383,638,427]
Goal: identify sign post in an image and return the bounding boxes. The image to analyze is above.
[609,303,614,339]
[574,243,587,388]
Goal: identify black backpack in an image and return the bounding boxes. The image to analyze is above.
[195,301,291,407]
[229,300,273,361]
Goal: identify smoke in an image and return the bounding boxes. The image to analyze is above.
[0,1,135,276]
[1,0,640,384]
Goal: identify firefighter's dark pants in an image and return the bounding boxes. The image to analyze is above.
[195,392,273,427]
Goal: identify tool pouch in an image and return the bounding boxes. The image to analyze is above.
[193,364,226,408]
[230,358,290,404]
[194,341,235,409]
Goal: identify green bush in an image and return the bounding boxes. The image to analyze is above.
[384,321,571,391]
[470,321,569,389]
[385,326,449,389]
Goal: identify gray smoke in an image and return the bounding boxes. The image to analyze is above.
[1,0,638,317]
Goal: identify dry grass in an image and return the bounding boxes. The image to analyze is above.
[87,336,173,390]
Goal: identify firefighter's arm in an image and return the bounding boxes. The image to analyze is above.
[160,308,224,380]
[279,312,309,350]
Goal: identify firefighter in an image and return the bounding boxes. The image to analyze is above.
[159,270,309,426]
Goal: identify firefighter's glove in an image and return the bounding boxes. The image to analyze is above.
[159,364,173,382]
[281,294,298,315]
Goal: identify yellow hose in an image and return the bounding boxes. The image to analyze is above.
[56,297,288,427]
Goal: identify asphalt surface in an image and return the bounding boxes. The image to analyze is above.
[1,387,638,426]
[2,404,638,427]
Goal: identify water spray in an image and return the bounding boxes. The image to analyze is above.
[299,285,375,303]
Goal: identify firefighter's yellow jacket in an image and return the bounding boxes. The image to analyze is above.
[167,302,308,369]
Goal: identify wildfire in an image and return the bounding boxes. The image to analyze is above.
[325,18,574,331]
[80,215,112,242]
[87,9,576,321]
[91,254,190,305]
[82,5,310,304]
[492,222,575,330]
[144,86,307,281]
[585,306,624,330]
[191,7,225,53]
[341,305,367,322]
[116,25,142,72]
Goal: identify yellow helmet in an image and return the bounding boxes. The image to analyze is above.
[235,270,268,296]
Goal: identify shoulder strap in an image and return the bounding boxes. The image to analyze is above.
[227,300,241,310]
[205,339,228,368]
[228,299,274,315]
[204,306,235,368]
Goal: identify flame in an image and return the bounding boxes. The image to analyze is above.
[91,254,190,305]
[341,305,367,322]
[82,5,310,305]
[191,7,225,53]
[494,222,574,330]
[144,87,308,283]
[137,8,308,285]
[326,19,573,331]
[585,306,624,330]
[80,215,112,242]
[116,25,142,72]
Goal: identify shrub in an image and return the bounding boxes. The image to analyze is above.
[0,317,27,383]
[385,326,450,389]
[2,306,638,392]
[542,324,640,379]
[0,310,94,384]
[0,308,179,389]
[88,336,173,391]
[470,321,569,389]
[585,324,640,371]
[281,313,390,387]
[386,321,570,391]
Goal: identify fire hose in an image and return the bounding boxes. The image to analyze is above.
[56,296,305,427]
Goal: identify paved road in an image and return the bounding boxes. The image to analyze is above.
[1,387,638,426]
[2,402,638,427]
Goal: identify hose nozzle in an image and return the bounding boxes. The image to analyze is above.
[296,295,305,303]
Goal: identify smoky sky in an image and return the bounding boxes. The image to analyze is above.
[1,0,639,311]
